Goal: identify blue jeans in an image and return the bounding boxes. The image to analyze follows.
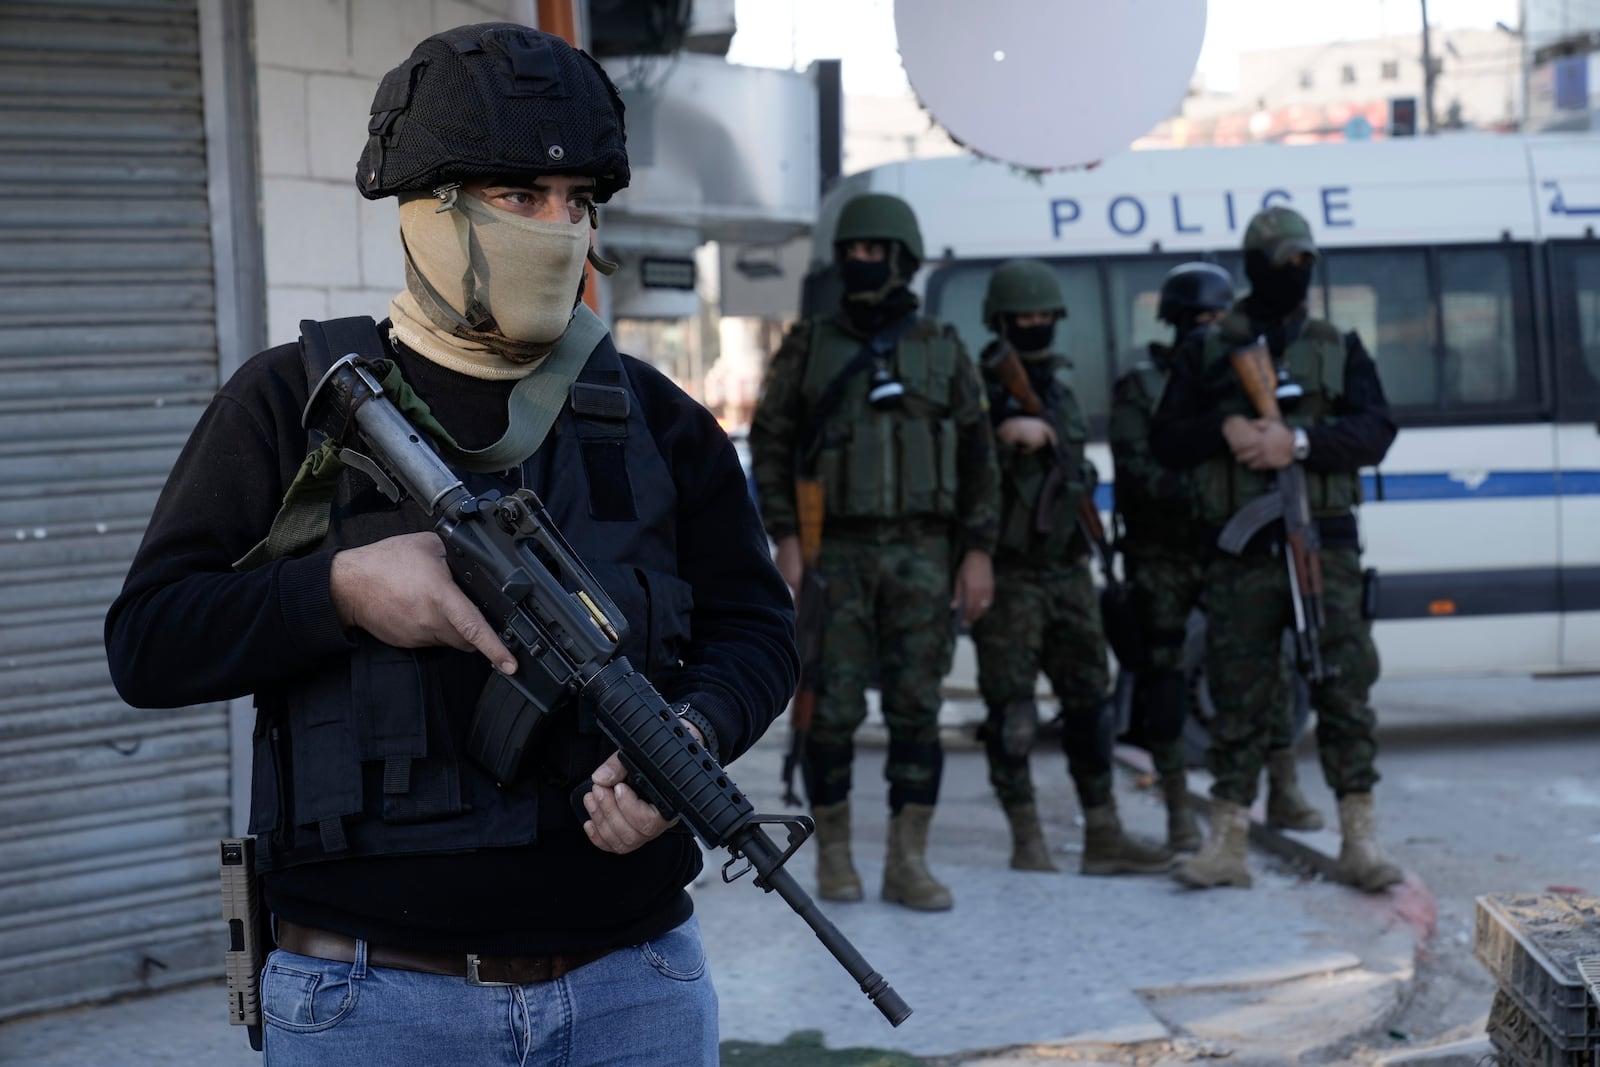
[260,915,718,1066]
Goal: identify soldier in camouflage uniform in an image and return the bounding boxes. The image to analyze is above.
[1110,264,1326,854]
[1151,207,1403,893]
[749,193,1000,911]
[972,259,1171,877]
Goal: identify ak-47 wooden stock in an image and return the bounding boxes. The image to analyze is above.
[1228,343,1327,681]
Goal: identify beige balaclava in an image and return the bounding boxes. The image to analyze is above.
[389,187,590,380]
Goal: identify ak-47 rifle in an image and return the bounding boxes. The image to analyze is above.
[782,478,827,807]
[982,343,1145,667]
[1217,340,1327,682]
[298,342,911,1027]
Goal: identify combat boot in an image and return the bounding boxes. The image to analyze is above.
[1004,802,1058,871]
[1334,792,1404,893]
[1172,799,1252,888]
[881,804,953,910]
[1265,749,1326,831]
[1160,772,1203,853]
[811,801,863,901]
[1081,802,1174,875]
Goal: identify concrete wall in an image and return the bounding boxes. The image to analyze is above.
[251,0,526,347]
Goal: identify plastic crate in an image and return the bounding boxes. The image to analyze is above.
[1475,894,1600,1052]
[1488,990,1600,1067]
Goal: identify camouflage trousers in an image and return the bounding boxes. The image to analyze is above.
[1204,545,1380,806]
[1123,543,1205,777]
[971,560,1113,810]
[802,531,956,811]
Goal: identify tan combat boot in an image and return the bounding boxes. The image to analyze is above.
[1334,792,1404,893]
[1265,749,1326,831]
[1004,802,1058,871]
[881,804,953,910]
[1173,799,1253,888]
[1081,802,1174,875]
[811,801,863,901]
[1160,772,1203,853]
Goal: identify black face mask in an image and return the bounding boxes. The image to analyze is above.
[840,258,892,296]
[1245,249,1313,320]
[1004,320,1056,353]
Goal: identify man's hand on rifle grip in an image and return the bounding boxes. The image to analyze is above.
[329,532,518,674]
[581,719,707,856]
[996,416,1057,454]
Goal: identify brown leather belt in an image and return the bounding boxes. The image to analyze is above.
[276,920,612,986]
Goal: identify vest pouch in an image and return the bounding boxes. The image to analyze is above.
[247,711,286,842]
[351,640,464,825]
[840,417,896,517]
[284,659,363,853]
[897,416,955,515]
[997,463,1046,554]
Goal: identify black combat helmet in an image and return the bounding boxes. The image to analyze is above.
[1157,262,1234,325]
[356,23,630,202]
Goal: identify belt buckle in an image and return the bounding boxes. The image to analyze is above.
[465,953,515,987]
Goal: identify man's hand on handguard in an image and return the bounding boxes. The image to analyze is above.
[329,531,518,674]
[581,719,706,855]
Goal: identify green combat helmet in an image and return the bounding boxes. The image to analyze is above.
[1243,206,1318,265]
[834,193,924,263]
[982,259,1066,329]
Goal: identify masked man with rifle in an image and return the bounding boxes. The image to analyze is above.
[1110,263,1325,854]
[1150,207,1402,893]
[973,259,1173,877]
[105,24,799,1064]
[750,193,999,911]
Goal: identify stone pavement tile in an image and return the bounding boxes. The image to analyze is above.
[0,981,256,1067]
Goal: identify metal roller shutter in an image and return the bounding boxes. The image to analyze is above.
[0,0,231,1019]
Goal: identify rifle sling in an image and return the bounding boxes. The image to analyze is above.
[235,308,607,570]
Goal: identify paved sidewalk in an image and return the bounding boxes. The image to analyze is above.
[20,637,1566,1065]
[0,721,1428,1067]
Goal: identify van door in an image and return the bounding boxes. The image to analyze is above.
[1546,242,1600,671]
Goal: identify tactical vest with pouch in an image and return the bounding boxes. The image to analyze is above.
[1193,316,1362,526]
[247,320,695,872]
[801,315,961,521]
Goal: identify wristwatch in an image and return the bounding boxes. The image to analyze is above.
[1291,427,1311,462]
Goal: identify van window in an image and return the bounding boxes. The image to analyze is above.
[1323,249,1438,408]
[1549,243,1600,418]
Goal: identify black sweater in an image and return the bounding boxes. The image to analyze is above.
[105,330,797,953]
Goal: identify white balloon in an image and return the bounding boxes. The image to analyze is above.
[895,0,1208,170]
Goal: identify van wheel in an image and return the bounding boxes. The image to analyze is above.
[1180,610,1313,769]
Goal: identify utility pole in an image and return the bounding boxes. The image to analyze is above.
[1420,0,1439,134]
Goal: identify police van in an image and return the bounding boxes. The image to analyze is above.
[809,131,1600,683]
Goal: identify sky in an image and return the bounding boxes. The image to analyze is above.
[725,0,1525,96]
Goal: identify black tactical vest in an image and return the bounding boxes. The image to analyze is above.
[248,334,694,872]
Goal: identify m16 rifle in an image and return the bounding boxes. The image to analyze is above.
[1216,341,1326,682]
[299,337,911,1027]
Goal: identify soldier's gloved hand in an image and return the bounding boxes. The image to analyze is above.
[329,531,517,673]
[997,416,1058,454]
